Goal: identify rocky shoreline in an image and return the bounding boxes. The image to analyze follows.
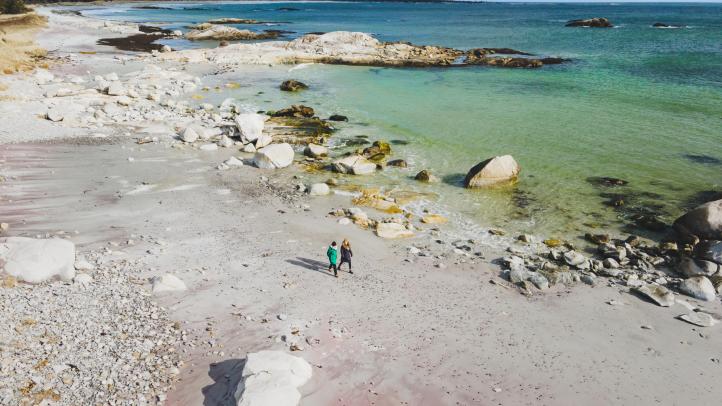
[1,6,721,406]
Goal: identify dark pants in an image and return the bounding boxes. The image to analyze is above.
[339,258,351,271]
[328,263,337,276]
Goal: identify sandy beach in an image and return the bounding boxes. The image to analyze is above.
[1,5,721,406]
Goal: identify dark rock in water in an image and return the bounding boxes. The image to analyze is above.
[415,170,439,183]
[271,105,315,118]
[139,25,174,35]
[539,57,568,65]
[219,41,230,47]
[97,34,168,53]
[363,141,391,159]
[684,154,722,165]
[468,48,533,56]
[588,177,629,187]
[566,18,613,28]
[344,138,370,147]
[631,213,667,232]
[652,22,683,28]
[390,139,409,145]
[277,7,301,11]
[280,80,308,92]
[585,233,610,245]
[133,6,173,10]
[328,114,348,122]
[684,191,722,210]
[387,159,407,168]
[306,32,327,36]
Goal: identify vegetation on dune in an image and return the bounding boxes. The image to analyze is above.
[1,0,29,15]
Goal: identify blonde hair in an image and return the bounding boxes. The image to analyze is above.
[342,239,351,249]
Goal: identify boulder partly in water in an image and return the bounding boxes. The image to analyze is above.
[463,155,520,188]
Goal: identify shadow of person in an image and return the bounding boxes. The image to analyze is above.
[201,358,245,406]
[286,257,334,276]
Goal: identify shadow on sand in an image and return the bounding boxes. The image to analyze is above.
[201,358,246,406]
[286,257,335,277]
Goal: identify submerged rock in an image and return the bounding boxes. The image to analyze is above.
[0,237,76,284]
[328,114,348,122]
[271,105,315,119]
[386,159,407,168]
[464,155,520,188]
[652,22,684,28]
[280,79,308,92]
[565,18,613,28]
[633,284,675,307]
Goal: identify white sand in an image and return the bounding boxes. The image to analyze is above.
[0,7,720,406]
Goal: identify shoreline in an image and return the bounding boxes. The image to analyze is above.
[1,4,721,406]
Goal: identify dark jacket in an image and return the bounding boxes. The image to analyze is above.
[341,246,353,261]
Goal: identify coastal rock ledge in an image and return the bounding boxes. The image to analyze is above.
[157,31,566,69]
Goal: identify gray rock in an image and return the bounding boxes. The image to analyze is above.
[633,284,675,307]
[677,256,719,278]
[603,257,620,269]
[673,199,722,240]
[676,312,718,327]
[529,273,549,290]
[564,251,588,267]
[695,240,722,265]
[46,109,64,122]
[107,82,126,96]
[581,274,597,286]
[679,276,717,301]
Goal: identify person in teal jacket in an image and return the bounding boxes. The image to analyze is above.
[327,241,338,277]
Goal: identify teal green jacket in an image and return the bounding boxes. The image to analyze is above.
[327,246,338,264]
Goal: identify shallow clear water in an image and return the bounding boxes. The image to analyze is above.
[86,2,722,240]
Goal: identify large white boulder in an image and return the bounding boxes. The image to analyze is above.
[181,126,200,143]
[235,350,312,406]
[674,199,722,240]
[235,113,266,142]
[151,274,187,293]
[253,143,295,169]
[333,155,376,175]
[309,183,330,196]
[0,237,76,283]
[463,155,520,188]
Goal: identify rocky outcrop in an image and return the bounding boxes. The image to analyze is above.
[253,143,295,169]
[234,351,312,406]
[185,25,281,41]
[0,237,76,283]
[271,105,315,118]
[565,18,613,28]
[463,155,520,188]
[280,80,308,92]
[157,31,565,69]
[207,18,262,25]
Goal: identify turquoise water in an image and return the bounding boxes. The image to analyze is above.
[85,2,722,240]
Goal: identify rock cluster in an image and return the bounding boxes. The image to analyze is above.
[157,31,566,69]
[0,249,182,405]
[185,24,281,41]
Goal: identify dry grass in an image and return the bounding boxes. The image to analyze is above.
[0,12,48,74]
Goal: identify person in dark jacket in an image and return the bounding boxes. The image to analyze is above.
[339,239,353,274]
[327,241,338,277]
